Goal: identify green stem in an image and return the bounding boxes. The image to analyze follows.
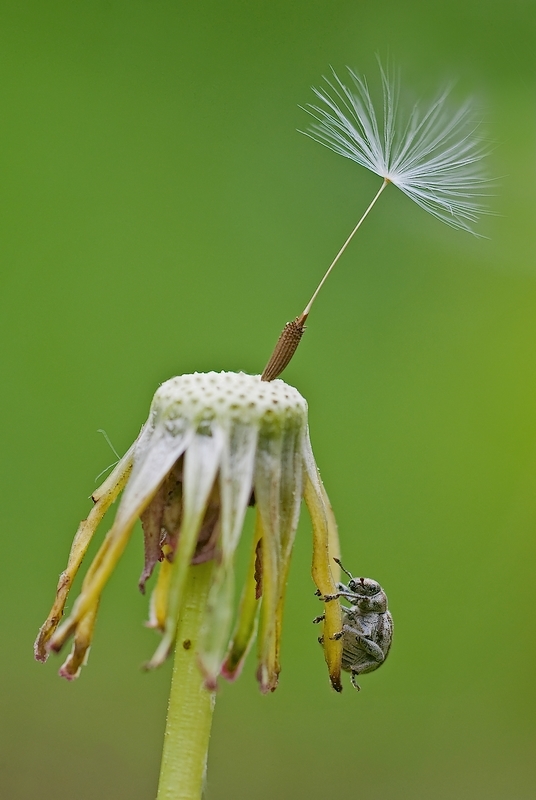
[157,561,216,800]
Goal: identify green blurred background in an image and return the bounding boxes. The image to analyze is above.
[1,1,535,798]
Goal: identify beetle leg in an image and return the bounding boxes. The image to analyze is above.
[335,623,385,662]
[352,631,385,662]
[319,591,348,602]
[350,673,361,691]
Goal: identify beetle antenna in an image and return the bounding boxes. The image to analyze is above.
[333,557,354,581]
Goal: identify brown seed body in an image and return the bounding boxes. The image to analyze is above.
[261,317,306,382]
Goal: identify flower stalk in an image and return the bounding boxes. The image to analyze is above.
[157,560,215,800]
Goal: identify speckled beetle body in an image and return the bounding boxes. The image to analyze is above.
[315,559,393,691]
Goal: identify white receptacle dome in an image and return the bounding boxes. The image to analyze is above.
[150,371,308,431]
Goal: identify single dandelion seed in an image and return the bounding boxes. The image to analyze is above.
[261,62,492,381]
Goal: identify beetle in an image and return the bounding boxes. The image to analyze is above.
[314,558,393,691]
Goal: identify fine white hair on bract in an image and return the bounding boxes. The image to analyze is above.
[301,63,492,234]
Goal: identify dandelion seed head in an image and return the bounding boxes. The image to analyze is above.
[302,63,492,234]
[151,372,307,431]
[36,370,344,692]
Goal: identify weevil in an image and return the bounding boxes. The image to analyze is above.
[314,558,393,691]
